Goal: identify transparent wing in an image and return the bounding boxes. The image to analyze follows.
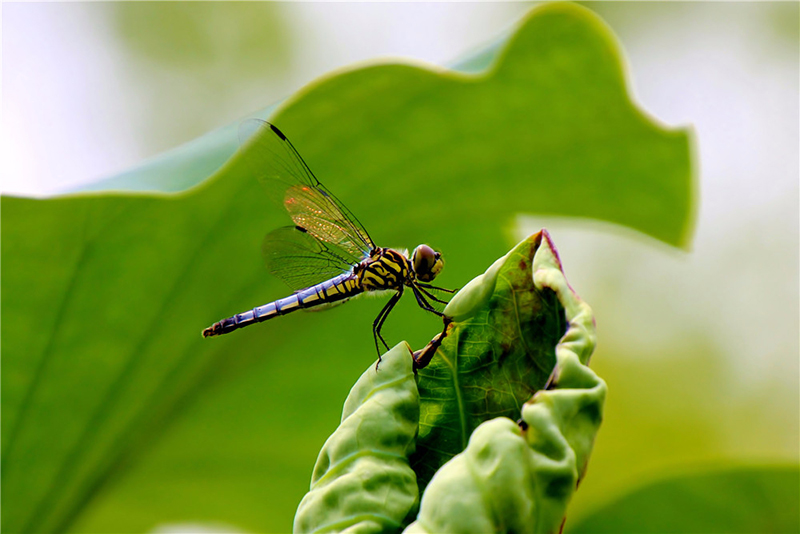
[262,226,362,292]
[240,119,375,261]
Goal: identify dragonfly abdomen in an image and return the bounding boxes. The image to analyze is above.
[202,273,362,337]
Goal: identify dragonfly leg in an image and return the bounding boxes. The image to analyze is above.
[372,290,402,365]
[411,286,444,317]
[416,282,458,294]
[415,284,450,306]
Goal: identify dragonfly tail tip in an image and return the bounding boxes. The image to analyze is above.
[202,325,217,338]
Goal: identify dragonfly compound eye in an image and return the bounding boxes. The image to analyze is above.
[413,244,444,282]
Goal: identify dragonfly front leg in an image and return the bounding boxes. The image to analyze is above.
[372,290,403,365]
[415,285,450,306]
[416,282,457,294]
[411,286,444,317]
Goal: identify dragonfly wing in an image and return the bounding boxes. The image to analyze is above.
[240,119,375,258]
[262,226,364,292]
[283,184,373,260]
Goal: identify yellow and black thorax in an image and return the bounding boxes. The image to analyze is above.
[356,248,412,291]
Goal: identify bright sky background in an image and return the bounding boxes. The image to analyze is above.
[2,3,529,196]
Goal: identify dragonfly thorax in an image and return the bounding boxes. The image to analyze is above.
[358,248,411,291]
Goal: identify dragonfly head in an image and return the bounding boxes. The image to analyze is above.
[412,244,444,282]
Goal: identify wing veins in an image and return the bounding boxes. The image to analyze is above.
[262,226,363,291]
[242,120,375,255]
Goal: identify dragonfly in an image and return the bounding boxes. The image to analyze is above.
[202,121,454,357]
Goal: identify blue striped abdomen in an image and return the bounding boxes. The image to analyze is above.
[202,273,362,337]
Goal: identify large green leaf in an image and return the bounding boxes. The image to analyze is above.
[1,3,693,533]
[81,3,694,249]
[567,465,800,534]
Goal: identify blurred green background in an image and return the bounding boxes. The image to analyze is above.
[2,2,798,533]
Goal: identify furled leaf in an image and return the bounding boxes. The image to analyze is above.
[405,229,605,534]
[298,230,604,534]
[567,466,800,534]
[293,343,420,534]
[1,4,691,532]
[411,231,565,492]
